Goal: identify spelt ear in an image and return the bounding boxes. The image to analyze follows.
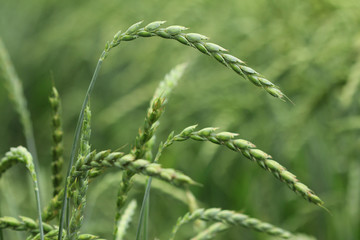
[114,200,137,240]
[0,147,44,239]
[170,127,323,206]
[106,21,286,100]
[49,86,64,197]
[0,215,104,240]
[68,103,92,239]
[170,208,292,240]
[190,222,229,240]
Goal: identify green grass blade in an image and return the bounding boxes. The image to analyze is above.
[135,178,151,240]
[58,50,106,240]
[0,208,3,240]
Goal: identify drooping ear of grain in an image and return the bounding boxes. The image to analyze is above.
[0,147,44,239]
[107,21,286,100]
[170,208,292,240]
[169,125,323,206]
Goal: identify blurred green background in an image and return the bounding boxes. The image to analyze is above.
[0,0,359,239]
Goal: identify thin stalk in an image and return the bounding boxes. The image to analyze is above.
[57,50,106,240]
[135,178,152,240]
[135,145,164,240]
[0,208,2,240]
[144,197,149,240]
[34,176,44,240]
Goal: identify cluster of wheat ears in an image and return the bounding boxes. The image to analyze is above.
[0,21,324,240]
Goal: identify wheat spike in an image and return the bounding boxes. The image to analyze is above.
[166,126,323,206]
[170,208,292,240]
[49,86,64,197]
[105,21,285,100]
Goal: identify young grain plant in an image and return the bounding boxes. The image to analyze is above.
[0,21,324,240]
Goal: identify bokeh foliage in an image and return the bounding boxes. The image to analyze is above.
[0,0,359,239]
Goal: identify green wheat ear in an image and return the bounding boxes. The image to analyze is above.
[115,200,137,240]
[0,147,44,239]
[0,215,104,239]
[49,86,64,197]
[170,208,292,240]
[107,21,286,100]
[113,63,188,240]
[190,222,229,240]
[69,103,92,239]
[169,126,324,206]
